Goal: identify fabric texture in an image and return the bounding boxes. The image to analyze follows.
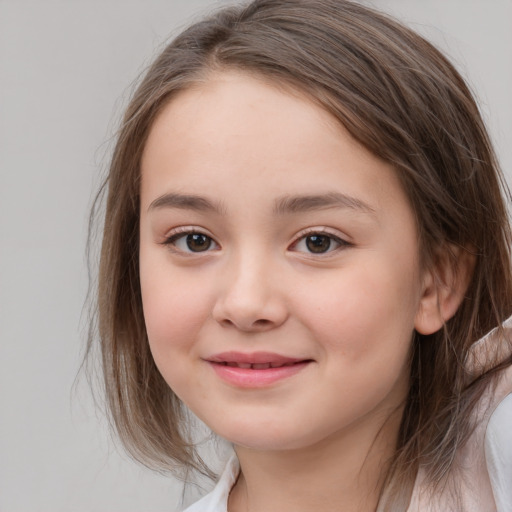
[182,320,512,512]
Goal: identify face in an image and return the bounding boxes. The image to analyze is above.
[139,72,428,452]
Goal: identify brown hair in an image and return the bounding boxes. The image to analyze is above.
[88,0,512,507]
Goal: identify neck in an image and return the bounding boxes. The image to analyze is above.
[228,407,402,512]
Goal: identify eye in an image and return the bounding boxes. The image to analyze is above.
[291,232,348,255]
[164,230,219,254]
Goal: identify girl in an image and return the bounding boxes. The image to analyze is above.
[89,0,512,510]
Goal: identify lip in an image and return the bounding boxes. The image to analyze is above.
[205,351,313,388]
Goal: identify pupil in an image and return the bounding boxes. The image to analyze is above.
[186,233,211,252]
[306,235,331,253]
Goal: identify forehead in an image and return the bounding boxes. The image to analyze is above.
[143,71,344,165]
[140,71,409,218]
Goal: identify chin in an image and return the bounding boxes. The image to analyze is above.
[211,417,323,453]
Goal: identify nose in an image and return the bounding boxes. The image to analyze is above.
[212,254,289,333]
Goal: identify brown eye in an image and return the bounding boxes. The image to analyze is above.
[305,235,332,253]
[291,231,348,255]
[185,233,212,252]
[164,230,218,254]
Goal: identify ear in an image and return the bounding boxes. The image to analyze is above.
[414,245,475,335]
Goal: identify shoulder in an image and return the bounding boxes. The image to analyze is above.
[182,491,219,512]
[181,455,240,512]
[409,321,512,512]
[471,316,512,508]
[486,376,512,512]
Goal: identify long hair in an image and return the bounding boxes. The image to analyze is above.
[88,0,512,507]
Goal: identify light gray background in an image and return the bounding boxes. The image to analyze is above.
[1,1,511,511]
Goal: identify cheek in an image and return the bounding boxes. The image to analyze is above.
[295,259,420,363]
[143,286,195,345]
[299,263,417,424]
[139,259,210,364]
[140,274,213,401]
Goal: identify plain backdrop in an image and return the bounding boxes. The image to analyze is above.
[1,1,511,511]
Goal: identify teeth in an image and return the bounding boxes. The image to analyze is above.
[252,363,270,369]
[222,361,300,369]
[226,362,251,368]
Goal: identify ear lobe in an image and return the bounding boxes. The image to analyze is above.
[414,245,475,335]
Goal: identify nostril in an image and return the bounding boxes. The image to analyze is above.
[254,319,272,327]
[218,317,274,331]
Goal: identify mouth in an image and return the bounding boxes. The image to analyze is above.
[205,352,313,387]
[217,361,304,369]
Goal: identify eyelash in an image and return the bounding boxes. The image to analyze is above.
[162,227,220,255]
[161,227,350,256]
[289,228,350,256]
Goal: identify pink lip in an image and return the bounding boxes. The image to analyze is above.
[205,351,312,388]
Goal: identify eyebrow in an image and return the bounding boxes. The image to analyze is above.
[148,193,225,214]
[273,192,376,216]
[147,191,375,216]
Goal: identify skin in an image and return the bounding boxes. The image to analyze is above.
[139,72,441,512]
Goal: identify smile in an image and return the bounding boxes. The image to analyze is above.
[205,352,313,387]
[220,361,299,369]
